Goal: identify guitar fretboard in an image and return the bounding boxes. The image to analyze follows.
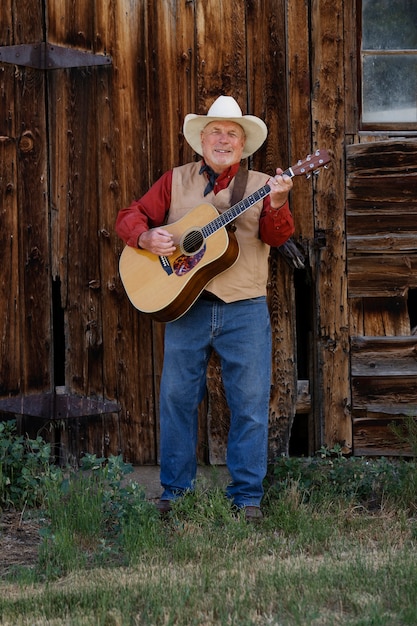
[201,165,293,238]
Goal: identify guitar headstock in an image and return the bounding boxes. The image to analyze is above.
[290,149,331,178]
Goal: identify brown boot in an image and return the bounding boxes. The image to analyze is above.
[155,499,172,515]
[244,506,263,522]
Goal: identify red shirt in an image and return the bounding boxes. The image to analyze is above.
[115,163,294,248]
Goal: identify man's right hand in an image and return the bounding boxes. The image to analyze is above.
[138,228,176,256]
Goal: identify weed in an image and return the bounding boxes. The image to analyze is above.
[267,451,417,513]
[389,414,417,458]
[0,420,62,510]
[38,453,160,576]
[3,422,417,624]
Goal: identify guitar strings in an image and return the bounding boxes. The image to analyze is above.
[182,183,274,249]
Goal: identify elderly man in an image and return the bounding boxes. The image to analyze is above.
[116,95,294,520]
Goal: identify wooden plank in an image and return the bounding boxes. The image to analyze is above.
[347,173,417,202]
[148,0,198,463]
[195,1,247,119]
[7,0,51,393]
[0,61,20,393]
[310,0,351,451]
[351,336,417,376]
[287,0,314,237]
[247,0,288,172]
[247,0,298,458]
[175,1,196,166]
[17,70,51,391]
[96,1,157,464]
[352,376,417,408]
[268,253,297,459]
[348,254,417,298]
[347,207,417,237]
[46,0,167,464]
[346,143,417,311]
[353,416,413,456]
[206,352,229,465]
[351,331,417,456]
[95,2,160,463]
[146,1,181,174]
[0,0,51,445]
[347,233,417,254]
[343,0,358,135]
[346,139,417,174]
[349,297,411,336]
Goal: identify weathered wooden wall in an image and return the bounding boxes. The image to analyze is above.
[1,0,413,464]
[347,140,417,455]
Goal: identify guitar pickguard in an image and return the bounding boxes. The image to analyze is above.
[173,245,206,276]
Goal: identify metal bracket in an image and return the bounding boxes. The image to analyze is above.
[0,43,112,70]
[0,388,120,420]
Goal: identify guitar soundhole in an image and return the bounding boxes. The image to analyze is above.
[181,229,204,255]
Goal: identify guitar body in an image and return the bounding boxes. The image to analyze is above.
[119,202,240,322]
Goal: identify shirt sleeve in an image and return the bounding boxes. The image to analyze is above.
[115,170,173,247]
[259,196,295,247]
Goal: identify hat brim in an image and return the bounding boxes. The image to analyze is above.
[183,113,268,159]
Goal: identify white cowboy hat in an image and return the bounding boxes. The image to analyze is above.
[183,95,268,159]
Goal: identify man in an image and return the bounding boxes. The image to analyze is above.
[116,95,294,520]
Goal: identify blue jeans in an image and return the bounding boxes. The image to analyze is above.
[159,296,272,507]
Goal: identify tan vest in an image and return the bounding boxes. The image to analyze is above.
[169,162,271,302]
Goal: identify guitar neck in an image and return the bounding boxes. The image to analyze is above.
[199,148,331,237]
[201,166,294,237]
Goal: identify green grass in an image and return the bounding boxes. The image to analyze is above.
[2,505,417,625]
[2,441,417,625]
[2,462,417,625]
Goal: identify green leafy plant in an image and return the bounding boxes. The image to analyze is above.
[39,453,159,577]
[0,420,62,510]
[389,414,417,458]
[267,450,417,512]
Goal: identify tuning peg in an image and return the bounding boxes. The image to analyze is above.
[305,173,311,179]
[313,169,320,176]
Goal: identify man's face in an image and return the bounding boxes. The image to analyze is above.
[200,121,246,173]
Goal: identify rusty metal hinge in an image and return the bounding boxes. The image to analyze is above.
[0,43,112,70]
[0,388,120,419]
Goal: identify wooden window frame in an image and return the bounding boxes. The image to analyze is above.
[357,0,417,133]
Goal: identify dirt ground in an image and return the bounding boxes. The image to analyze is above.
[0,465,230,577]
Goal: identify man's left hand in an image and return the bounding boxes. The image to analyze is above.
[268,168,293,209]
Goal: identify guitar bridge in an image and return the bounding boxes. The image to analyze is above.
[159,255,173,276]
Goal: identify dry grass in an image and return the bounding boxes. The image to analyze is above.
[1,497,417,625]
[2,455,417,625]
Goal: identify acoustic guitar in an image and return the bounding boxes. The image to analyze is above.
[119,149,330,322]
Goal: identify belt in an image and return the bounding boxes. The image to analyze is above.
[199,290,224,303]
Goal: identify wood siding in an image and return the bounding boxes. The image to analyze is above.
[347,140,417,455]
[0,0,414,464]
